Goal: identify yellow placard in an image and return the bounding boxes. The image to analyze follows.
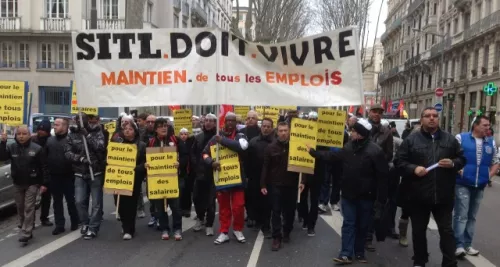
[106,142,137,168]
[146,150,178,176]
[104,122,116,141]
[173,109,192,135]
[317,108,347,148]
[234,106,250,119]
[275,106,297,110]
[288,118,317,172]
[288,141,316,169]
[0,81,25,126]
[255,106,280,126]
[214,161,243,187]
[71,81,98,116]
[104,165,135,192]
[147,176,180,199]
[210,144,239,163]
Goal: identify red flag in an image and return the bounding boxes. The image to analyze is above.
[381,98,386,109]
[358,105,364,116]
[387,100,393,112]
[398,100,405,118]
[169,105,181,111]
[348,106,355,113]
[218,105,234,129]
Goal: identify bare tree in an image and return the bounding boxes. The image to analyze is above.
[317,0,384,72]
[234,0,310,43]
[231,0,243,38]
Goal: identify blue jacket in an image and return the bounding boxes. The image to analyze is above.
[457,132,494,189]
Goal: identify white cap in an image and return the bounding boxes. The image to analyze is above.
[180,128,189,133]
[357,118,372,131]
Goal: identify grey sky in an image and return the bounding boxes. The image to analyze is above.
[236,0,387,46]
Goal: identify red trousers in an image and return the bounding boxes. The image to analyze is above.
[216,189,245,233]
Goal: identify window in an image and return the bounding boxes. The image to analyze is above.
[473,49,479,71]
[485,0,491,16]
[463,13,470,30]
[102,0,118,19]
[174,14,179,28]
[57,43,69,69]
[461,54,468,77]
[0,42,13,67]
[494,42,500,71]
[453,18,458,33]
[428,74,432,88]
[0,0,17,17]
[146,1,152,22]
[433,3,437,15]
[40,43,52,68]
[19,43,28,68]
[470,92,477,108]
[476,3,482,21]
[45,0,68,18]
[451,59,455,78]
[483,45,489,73]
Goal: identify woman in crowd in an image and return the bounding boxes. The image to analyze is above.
[148,118,182,241]
[111,121,147,240]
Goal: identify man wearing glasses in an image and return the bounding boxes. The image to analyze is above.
[395,107,465,267]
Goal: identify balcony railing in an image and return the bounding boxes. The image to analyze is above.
[0,17,21,31]
[404,54,421,69]
[463,11,500,41]
[381,17,402,42]
[36,62,73,71]
[408,0,424,16]
[82,18,125,30]
[191,2,207,26]
[0,61,30,69]
[40,17,71,31]
[182,2,189,18]
[452,31,464,45]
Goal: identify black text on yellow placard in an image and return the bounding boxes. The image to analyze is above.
[214,161,242,187]
[0,81,25,126]
[146,149,178,176]
[317,108,346,148]
[104,165,135,196]
[288,118,317,174]
[148,176,179,199]
[173,109,192,134]
[106,143,138,168]
[210,144,239,162]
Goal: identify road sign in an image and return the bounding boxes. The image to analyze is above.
[434,103,443,112]
[435,87,444,97]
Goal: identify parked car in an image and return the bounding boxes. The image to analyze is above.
[0,138,15,211]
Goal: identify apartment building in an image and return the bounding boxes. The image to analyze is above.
[362,38,384,105]
[379,0,500,136]
[0,0,232,117]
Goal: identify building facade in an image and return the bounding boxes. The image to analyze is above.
[379,0,500,137]
[362,38,384,106]
[232,6,256,40]
[0,0,232,117]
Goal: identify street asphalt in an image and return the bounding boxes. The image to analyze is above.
[0,177,498,267]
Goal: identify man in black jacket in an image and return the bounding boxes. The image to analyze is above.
[395,107,465,267]
[1,126,49,244]
[191,113,217,236]
[308,118,388,264]
[48,118,79,235]
[32,119,53,227]
[261,122,305,251]
[247,118,274,237]
[64,113,106,240]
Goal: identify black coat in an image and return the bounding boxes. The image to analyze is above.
[45,133,74,177]
[177,136,194,178]
[247,133,274,182]
[191,129,216,181]
[310,139,388,202]
[395,128,465,205]
[0,139,50,186]
[64,126,106,177]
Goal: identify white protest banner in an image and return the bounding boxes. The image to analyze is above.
[72,27,363,107]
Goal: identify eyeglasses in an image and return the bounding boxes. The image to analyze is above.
[146,121,155,124]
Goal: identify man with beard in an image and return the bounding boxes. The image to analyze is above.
[64,113,106,240]
[32,118,53,227]
[395,107,465,267]
[247,118,275,237]
[192,113,217,236]
[239,110,260,226]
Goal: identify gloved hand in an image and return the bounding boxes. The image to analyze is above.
[80,127,88,136]
[80,157,91,165]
